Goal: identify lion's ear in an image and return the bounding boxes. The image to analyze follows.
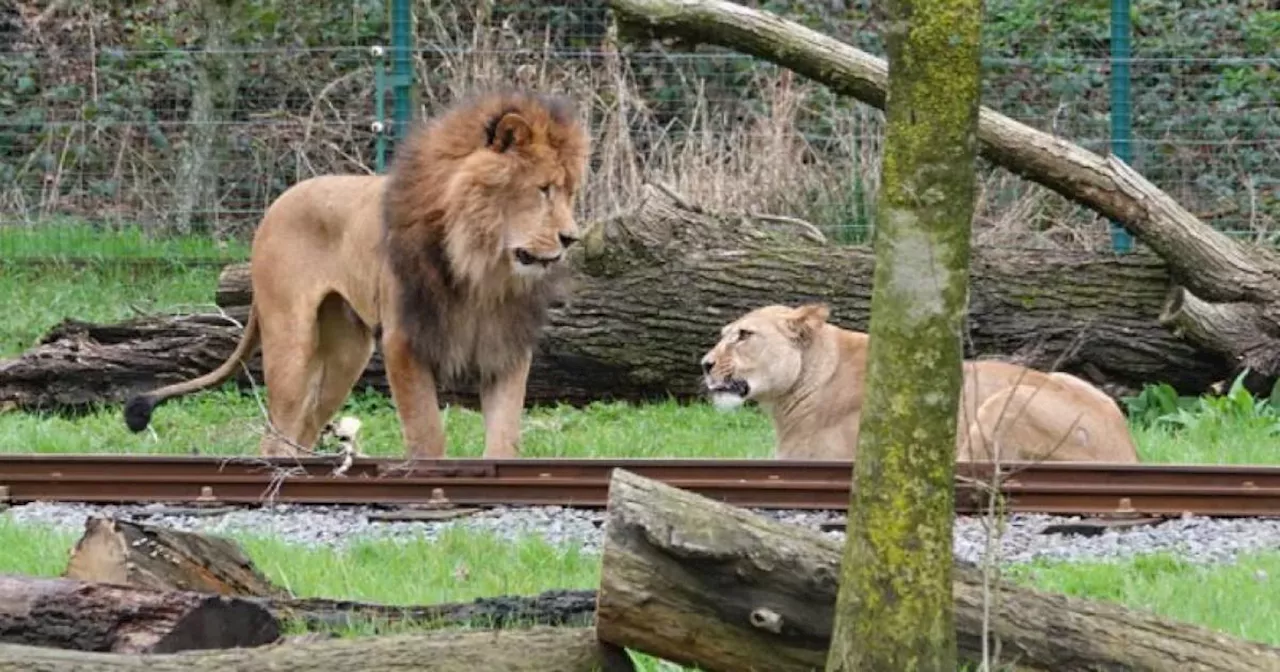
[489,112,533,153]
[786,302,830,343]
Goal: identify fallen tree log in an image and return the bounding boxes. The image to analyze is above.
[64,517,287,598]
[0,313,249,414]
[61,517,597,631]
[606,0,1280,384]
[0,191,1236,414]
[0,574,279,654]
[0,625,633,672]
[263,589,598,632]
[595,468,1280,672]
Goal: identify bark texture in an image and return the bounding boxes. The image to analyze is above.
[606,0,1280,382]
[0,574,279,654]
[261,589,598,632]
[64,516,288,598]
[595,469,1280,672]
[826,0,983,668]
[0,626,632,672]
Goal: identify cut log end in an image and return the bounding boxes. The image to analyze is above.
[64,517,289,599]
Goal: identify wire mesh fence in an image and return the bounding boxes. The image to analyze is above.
[1,0,1276,264]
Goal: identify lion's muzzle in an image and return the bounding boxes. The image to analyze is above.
[705,377,749,397]
[701,351,750,410]
[513,247,563,267]
[701,356,749,395]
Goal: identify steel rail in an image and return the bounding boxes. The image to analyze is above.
[3,454,1280,517]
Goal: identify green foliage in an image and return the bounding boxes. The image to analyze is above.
[1123,371,1280,440]
[1,0,387,239]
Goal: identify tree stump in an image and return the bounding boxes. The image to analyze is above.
[62,517,597,632]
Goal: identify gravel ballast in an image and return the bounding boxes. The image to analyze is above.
[5,501,1279,566]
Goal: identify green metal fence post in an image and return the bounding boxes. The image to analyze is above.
[1109,0,1135,254]
[390,0,413,145]
[372,45,388,173]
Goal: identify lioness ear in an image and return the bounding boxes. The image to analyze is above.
[489,112,533,153]
[786,303,830,343]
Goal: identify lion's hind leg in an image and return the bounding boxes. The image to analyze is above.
[256,293,372,457]
[967,382,1095,463]
[307,292,376,449]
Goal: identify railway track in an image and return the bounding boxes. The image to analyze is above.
[3,454,1280,517]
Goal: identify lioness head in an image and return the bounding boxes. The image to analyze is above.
[700,303,831,410]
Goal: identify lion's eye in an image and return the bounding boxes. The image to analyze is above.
[737,329,753,342]
[539,184,552,198]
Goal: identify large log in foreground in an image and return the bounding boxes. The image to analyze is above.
[0,574,279,654]
[0,626,632,672]
[607,0,1280,385]
[0,192,1239,414]
[595,469,1280,672]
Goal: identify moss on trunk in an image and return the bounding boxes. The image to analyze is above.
[825,0,985,670]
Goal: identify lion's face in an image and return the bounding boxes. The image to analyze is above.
[699,303,830,410]
[452,105,588,281]
[499,157,581,280]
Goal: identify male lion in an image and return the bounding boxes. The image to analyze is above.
[700,303,1140,463]
[124,89,591,459]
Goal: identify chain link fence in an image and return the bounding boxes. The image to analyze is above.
[1,0,1276,264]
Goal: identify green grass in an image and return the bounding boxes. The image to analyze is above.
[1,382,1274,465]
[0,219,246,356]
[0,388,775,458]
[0,262,223,357]
[0,518,600,607]
[0,218,249,264]
[1006,552,1280,647]
[1,517,1278,667]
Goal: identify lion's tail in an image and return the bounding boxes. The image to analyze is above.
[123,304,262,433]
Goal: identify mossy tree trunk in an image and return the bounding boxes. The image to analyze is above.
[825,0,984,670]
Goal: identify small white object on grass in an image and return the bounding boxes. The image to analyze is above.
[327,415,365,477]
[332,416,362,444]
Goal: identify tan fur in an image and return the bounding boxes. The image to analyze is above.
[124,90,590,459]
[700,304,1141,463]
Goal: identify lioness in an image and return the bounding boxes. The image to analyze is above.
[124,90,591,459]
[700,303,1140,463]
